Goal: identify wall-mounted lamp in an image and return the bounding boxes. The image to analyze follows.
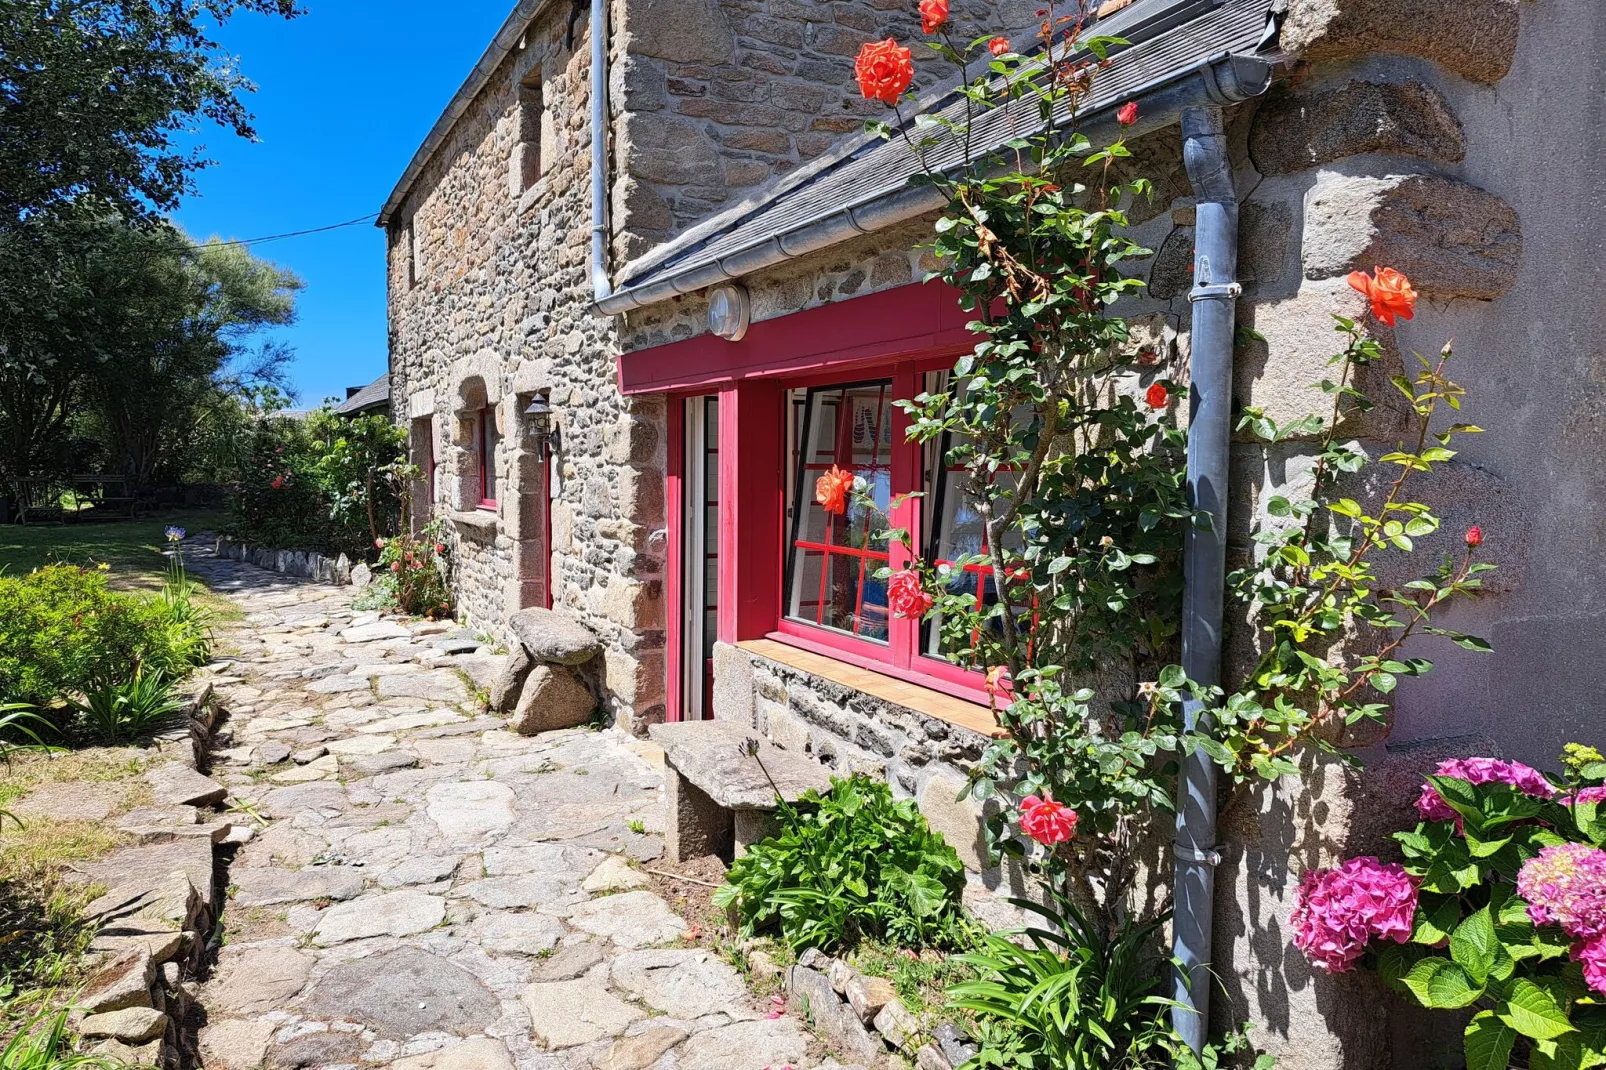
[707,282,750,342]
[523,394,561,460]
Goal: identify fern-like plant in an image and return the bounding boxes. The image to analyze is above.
[70,672,185,746]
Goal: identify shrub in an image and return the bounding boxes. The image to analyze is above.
[1292,744,1606,1070]
[948,893,1175,1070]
[0,567,208,718]
[0,1005,120,1069]
[370,518,453,618]
[714,774,967,953]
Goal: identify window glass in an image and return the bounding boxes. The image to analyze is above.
[480,407,500,505]
[785,381,895,643]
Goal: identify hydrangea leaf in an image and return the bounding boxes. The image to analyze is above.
[1402,958,1484,1009]
[1464,1010,1518,1070]
[1497,979,1577,1041]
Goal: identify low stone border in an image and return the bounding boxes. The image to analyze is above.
[212,536,354,586]
[786,948,978,1070]
[71,680,250,1066]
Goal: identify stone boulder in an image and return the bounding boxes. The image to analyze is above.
[507,608,601,666]
[488,645,532,713]
[510,665,595,735]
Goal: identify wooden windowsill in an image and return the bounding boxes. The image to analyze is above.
[737,638,1007,740]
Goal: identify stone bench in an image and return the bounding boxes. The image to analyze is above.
[648,720,833,863]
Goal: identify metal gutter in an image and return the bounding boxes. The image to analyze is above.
[1170,103,1240,1054]
[593,51,1274,316]
[589,0,612,303]
[377,0,554,228]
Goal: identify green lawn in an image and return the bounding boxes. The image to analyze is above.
[0,509,240,618]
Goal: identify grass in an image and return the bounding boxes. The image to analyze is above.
[0,508,242,622]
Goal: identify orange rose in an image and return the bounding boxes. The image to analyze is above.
[918,0,948,34]
[887,568,933,619]
[855,39,914,106]
[1145,382,1169,410]
[814,465,855,515]
[1347,266,1418,327]
[987,36,1010,56]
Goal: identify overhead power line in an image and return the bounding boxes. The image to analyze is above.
[202,213,379,249]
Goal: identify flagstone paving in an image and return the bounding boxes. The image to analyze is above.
[180,540,827,1070]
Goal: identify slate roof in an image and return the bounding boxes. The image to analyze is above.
[610,0,1281,308]
[334,374,391,417]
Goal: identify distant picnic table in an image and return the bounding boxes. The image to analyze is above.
[11,475,139,524]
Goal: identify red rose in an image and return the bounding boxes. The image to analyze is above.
[1347,266,1418,327]
[918,0,948,33]
[391,561,402,572]
[1465,526,1484,549]
[1116,101,1139,126]
[1145,382,1169,410]
[375,538,386,549]
[987,36,1010,56]
[814,465,855,516]
[435,542,446,554]
[855,39,914,106]
[1019,794,1078,845]
[887,568,933,620]
[270,475,284,490]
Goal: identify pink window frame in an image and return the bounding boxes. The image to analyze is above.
[632,282,999,711]
[477,406,497,510]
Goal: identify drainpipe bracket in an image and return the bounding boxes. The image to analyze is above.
[1174,843,1223,866]
[1189,282,1242,303]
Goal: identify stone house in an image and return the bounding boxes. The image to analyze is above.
[380,0,1605,1064]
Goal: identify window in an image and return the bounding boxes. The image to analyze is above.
[477,406,499,508]
[777,369,1016,695]
[410,416,436,529]
[516,71,544,192]
[403,221,419,289]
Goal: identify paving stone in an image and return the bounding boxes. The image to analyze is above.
[581,854,650,892]
[253,741,293,766]
[290,745,328,764]
[307,673,373,694]
[595,1025,688,1070]
[390,1038,516,1070]
[565,891,688,948]
[232,865,365,906]
[378,853,462,888]
[339,621,412,642]
[254,782,348,818]
[342,749,420,775]
[267,1029,364,1067]
[466,911,566,955]
[483,842,600,877]
[80,837,216,908]
[426,780,516,845]
[528,940,608,980]
[299,947,500,1039]
[675,1017,812,1070]
[457,874,576,910]
[311,890,446,945]
[610,949,749,1018]
[377,671,470,701]
[361,709,466,734]
[324,733,398,755]
[268,753,338,783]
[145,762,228,808]
[207,947,315,1015]
[521,979,645,1048]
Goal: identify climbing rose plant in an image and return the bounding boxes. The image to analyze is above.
[1294,745,1606,1070]
[851,0,1499,928]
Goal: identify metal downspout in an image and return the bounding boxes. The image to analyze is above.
[589,0,611,303]
[1171,104,1239,1054]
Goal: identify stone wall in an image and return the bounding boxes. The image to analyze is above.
[611,0,1034,256]
[385,2,668,730]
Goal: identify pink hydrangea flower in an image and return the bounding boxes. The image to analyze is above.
[1415,757,1555,822]
[1564,785,1606,807]
[1575,937,1606,997]
[1517,843,1606,941]
[1291,857,1419,973]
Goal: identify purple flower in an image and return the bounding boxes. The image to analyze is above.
[1517,843,1606,942]
[1292,857,1419,973]
[1576,937,1606,997]
[1564,786,1606,807]
[164,526,187,543]
[1415,757,1555,822]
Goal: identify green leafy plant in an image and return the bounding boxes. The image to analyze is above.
[0,1004,121,1069]
[69,671,185,746]
[1293,745,1606,1070]
[0,704,51,829]
[948,892,1174,1069]
[714,774,967,953]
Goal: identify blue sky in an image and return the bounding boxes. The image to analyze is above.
[173,2,511,407]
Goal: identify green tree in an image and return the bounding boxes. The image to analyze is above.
[0,0,299,228]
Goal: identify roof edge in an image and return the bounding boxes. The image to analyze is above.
[377,0,555,229]
[596,51,1277,317]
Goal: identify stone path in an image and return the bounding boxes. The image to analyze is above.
[181,540,820,1070]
